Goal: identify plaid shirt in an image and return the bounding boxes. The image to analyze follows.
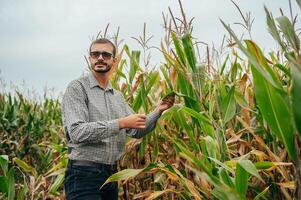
[61,72,160,164]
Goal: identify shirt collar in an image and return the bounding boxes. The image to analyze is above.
[88,72,114,93]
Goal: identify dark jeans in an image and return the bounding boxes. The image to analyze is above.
[64,161,118,200]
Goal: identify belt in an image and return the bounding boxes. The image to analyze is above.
[69,159,117,171]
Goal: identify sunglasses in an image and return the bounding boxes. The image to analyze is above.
[90,51,113,60]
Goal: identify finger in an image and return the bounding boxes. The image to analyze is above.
[137,114,146,119]
[163,100,173,105]
[165,96,175,101]
[137,122,146,126]
[136,123,146,128]
[168,99,175,104]
[137,125,146,129]
[164,99,173,104]
[164,97,175,102]
[165,102,174,108]
[137,118,146,122]
[165,102,173,107]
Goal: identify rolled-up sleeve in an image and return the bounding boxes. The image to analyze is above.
[62,81,119,144]
[124,102,160,138]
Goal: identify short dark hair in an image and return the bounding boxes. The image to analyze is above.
[89,38,116,57]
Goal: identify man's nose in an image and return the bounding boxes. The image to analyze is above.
[97,54,104,60]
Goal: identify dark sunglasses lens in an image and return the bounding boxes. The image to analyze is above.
[102,52,112,59]
[90,51,101,59]
[90,51,112,59]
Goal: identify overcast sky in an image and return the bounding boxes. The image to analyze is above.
[0,0,299,98]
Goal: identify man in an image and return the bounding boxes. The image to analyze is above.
[61,38,175,200]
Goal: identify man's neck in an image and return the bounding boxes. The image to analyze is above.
[92,71,109,89]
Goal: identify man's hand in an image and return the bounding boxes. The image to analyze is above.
[155,95,175,116]
[119,114,146,129]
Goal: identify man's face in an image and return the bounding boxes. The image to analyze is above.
[89,43,115,74]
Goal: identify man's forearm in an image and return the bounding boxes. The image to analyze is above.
[67,119,119,144]
[126,111,160,138]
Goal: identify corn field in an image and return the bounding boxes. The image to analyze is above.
[1,1,301,199]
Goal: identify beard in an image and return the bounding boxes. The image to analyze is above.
[92,62,112,73]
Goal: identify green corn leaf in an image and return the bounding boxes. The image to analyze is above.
[230,59,238,82]
[145,71,160,95]
[13,158,37,177]
[132,90,143,112]
[254,161,275,169]
[244,40,297,161]
[245,40,283,91]
[168,106,201,151]
[208,157,235,174]
[116,60,127,79]
[221,20,284,92]
[170,107,200,151]
[297,0,301,9]
[140,77,147,111]
[181,106,211,125]
[160,65,173,90]
[138,136,147,160]
[250,63,296,161]
[49,174,64,194]
[204,136,220,160]
[238,160,264,182]
[101,163,156,189]
[177,73,191,97]
[152,131,159,162]
[176,92,201,112]
[0,176,8,194]
[264,6,286,51]
[291,61,301,138]
[161,42,178,68]
[186,128,200,151]
[221,86,236,123]
[219,168,235,188]
[199,139,214,171]
[274,63,291,78]
[202,123,215,138]
[254,186,270,200]
[48,144,66,153]
[124,44,131,59]
[182,33,197,72]
[7,168,15,200]
[276,16,300,52]
[0,155,9,176]
[16,186,27,200]
[173,138,221,185]
[45,161,65,177]
[235,163,249,196]
[212,187,245,200]
[129,50,141,84]
[220,55,229,75]
[234,90,249,108]
[171,31,186,65]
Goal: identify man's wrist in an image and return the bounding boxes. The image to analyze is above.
[155,108,163,116]
[118,118,125,129]
[109,119,120,134]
